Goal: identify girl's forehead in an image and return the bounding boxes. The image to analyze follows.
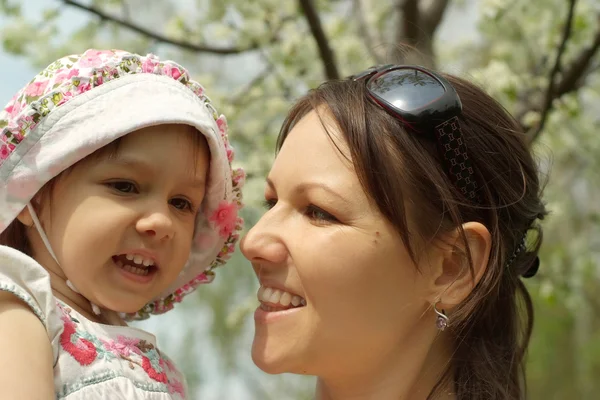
[68,125,207,180]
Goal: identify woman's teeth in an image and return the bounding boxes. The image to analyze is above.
[258,286,306,308]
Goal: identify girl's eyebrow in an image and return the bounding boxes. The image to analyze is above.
[104,157,206,188]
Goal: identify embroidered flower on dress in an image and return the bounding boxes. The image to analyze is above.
[59,312,98,366]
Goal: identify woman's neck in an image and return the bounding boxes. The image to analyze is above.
[314,326,455,400]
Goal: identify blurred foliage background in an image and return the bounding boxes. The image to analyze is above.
[1,0,599,398]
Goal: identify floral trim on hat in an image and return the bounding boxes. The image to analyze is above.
[1,50,213,156]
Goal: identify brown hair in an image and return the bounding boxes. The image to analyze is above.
[277,75,547,399]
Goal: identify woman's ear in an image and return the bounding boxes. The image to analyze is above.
[428,222,491,310]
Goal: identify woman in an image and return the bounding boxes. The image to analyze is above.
[241,65,546,399]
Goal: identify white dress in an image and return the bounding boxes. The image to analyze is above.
[0,245,187,399]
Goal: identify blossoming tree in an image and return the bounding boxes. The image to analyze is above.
[1,0,599,398]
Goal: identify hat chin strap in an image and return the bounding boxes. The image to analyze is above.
[26,203,102,316]
[26,203,59,264]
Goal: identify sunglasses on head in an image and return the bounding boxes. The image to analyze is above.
[351,65,480,202]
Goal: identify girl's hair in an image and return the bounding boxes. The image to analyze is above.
[276,75,547,399]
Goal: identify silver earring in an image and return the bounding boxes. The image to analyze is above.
[434,301,449,331]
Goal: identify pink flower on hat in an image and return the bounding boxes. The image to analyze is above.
[162,66,182,80]
[5,99,22,116]
[24,80,49,97]
[0,143,14,160]
[142,58,159,73]
[216,115,227,135]
[76,82,92,94]
[79,49,114,67]
[55,68,80,82]
[209,200,239,238]
[226,146,234,163]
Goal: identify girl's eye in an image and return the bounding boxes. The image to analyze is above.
[170,198,195,212]
[306,205,338,223]
[107,181,138,193]
[263,198,277,210]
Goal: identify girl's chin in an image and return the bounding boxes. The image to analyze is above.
[93,300,147,316]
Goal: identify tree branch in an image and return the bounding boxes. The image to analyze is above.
[421,0,450,36]
[61,0,259,55]
[555,16,600,97]
[398,0,420,46]
[120,0,130,20]
[353,0,385,64]
[298,0,340,80]
[528,0,577,143]
[392,0,439,66]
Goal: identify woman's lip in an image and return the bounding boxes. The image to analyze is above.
[254,304,304,324]
[258,300,300,311]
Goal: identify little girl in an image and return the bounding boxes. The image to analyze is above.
[0,49,244,399]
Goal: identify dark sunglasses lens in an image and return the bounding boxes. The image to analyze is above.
[368,69,445,112]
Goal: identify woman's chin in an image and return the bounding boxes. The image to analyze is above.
[251,344,301,375]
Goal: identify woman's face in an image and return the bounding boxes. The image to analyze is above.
[241,110,435,378]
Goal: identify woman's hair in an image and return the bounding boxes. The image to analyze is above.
[276,74,547,399]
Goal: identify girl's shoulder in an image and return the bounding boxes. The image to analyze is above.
[0,245,63,357]
[0,246,188,399]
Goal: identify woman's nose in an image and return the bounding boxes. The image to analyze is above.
[240,211,288,265]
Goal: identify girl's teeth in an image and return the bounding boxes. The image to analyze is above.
[120,253,155,267]
[116,259,150,276]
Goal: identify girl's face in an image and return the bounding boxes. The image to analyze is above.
[29,124,210,313]
[240,111,436,378]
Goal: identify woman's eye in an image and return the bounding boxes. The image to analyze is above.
[263,199,277,210]
[170,198,194,212]
[107,181,138,193]
[306,205,338,223]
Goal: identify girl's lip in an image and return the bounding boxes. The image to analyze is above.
[113,259,156,284]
